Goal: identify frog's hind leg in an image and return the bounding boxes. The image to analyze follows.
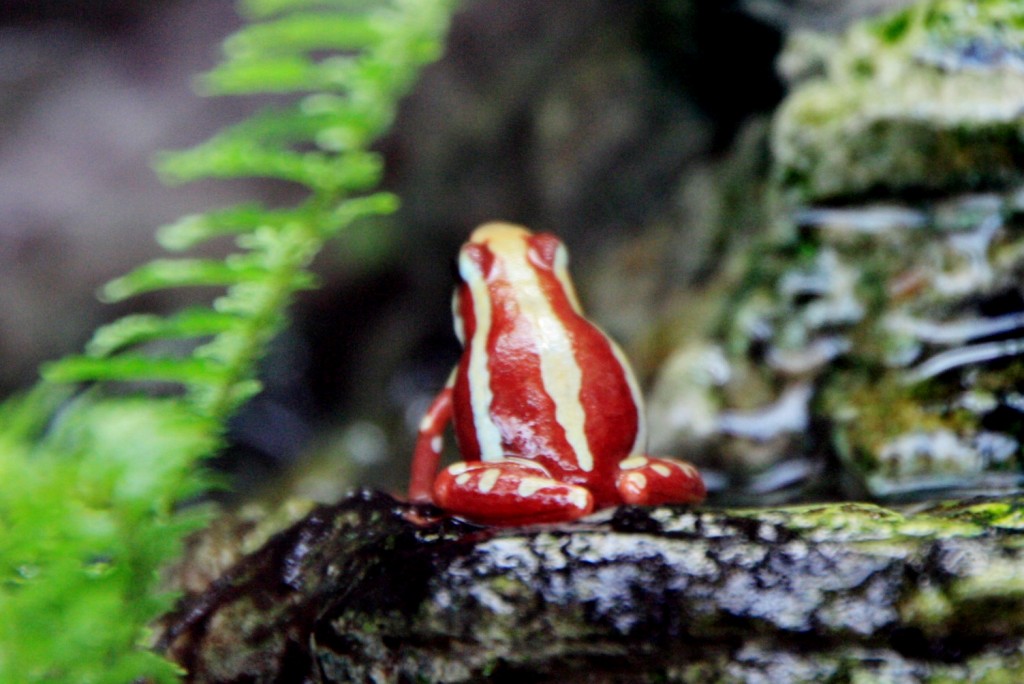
[433,459,594,526]
[615,456,706,506]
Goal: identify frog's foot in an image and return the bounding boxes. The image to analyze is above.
[615,455,706,506]
[433,459,594,526]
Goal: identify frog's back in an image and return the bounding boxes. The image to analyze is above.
[452,295,641,489]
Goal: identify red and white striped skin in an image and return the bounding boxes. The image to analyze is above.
[409,223,705,526]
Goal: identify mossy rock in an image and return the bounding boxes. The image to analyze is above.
[773,0,1024,203]
[160,490,1024,683]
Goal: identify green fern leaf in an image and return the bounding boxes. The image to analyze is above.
[198,54,326,94]
[224,13,381,56]
[83,310,241,357]
[156,204,299,251]
[325,191,401,234]
[157,139,382,191]
[241,0,381,21]
[41,355,226,385]
[188,377,265,420]
[100,258,268,301]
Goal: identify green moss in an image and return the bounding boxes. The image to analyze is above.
[873,11,913,43]
[726,495,1024,545]
[952,559,1024,602]
[924,499,1024,529]
[824,373,940,462]
[731,501,979,543]
[901,586,955,631]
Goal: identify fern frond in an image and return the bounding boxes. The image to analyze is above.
[63,0,456,426]
[3,0,457,680]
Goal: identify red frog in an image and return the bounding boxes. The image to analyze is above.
[409,223,706,525]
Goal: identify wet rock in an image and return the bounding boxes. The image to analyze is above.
[159,490,1024,683]
[652,191,1024,502]
[648,0,1024,503]
[162,499,314,597]
[797,193,1023,500]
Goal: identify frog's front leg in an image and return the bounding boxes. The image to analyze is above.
[615,456,706,506]
[433,459,594,526]
[408,373,455,503]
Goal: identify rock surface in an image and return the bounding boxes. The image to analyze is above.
[160,490,1024,683]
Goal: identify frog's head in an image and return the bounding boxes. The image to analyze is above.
[458,222,574,289]
[452,222,582,345]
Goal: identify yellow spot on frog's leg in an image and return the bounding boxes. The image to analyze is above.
[619,456,649,470]
[455,473,471,486]
[448,462,471,476]
[627,472,647,491]
[430,436,442,454]
[651,464,671,478]
[516,477,552,498]
[568,488,590,510]
[478,468,500,493]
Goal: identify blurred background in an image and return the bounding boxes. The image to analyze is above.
[0,0,909,500]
